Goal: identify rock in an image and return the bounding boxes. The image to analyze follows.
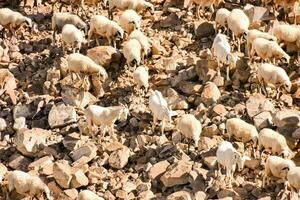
[14,128,51,157]
[71,169,89,188]
[53,161,73,189]
[160,13,181,28]
[87,46,121,68]
[172,131,182,144]
[166,88,189,110]
[0,118,7,131]
[280,94,293,107]
[13,104,35,120]
[244,159,260,170]
[63,132,89,151]
[138,190,155,199]
[194,19,216,38]
[243,5,269,24]
[151,39,166,55]
[48,104,77,129]
[64,189,78,200]
[202,124,219,137]
[109,146,130,169]
[203,156,217,169]
[160,161,193,187]
[253,111,272,130]
[8,153,31,171]
[195,191,206,200]
[292,128,300,139]
[246,94,275,118]
[212,104,227,117]
[178,81,202,95]
[13,117,26,131]
[28,156,54,175]
[167,191,192,200]
[70,143,97,165]
[61,86,97,109]
[272,109,300,128]
[201,82,221,106]
[195,59,218,82]
[149,160,170,180]
[163,58,177,73]
[122,181,137,193]
[0,163,7,183]
[0,69,17,91]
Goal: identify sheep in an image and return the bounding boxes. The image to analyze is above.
[7,170,50,200]
[108,0,154,19]
[123,39,142,69]
[226,118,258,156]
[216,141,251,186]
[53,0,102,14]
[67,53,108,83]
[227,9,250,52]
[176,114,202,150]
[211,33,238,81]
[61,24,84,54]
[149,90,176,135]
[78,190,104,200]
[88,15,124,48]
[262,156,295,189]
[51,12,87,43]
[83,104,129,139]
[215,8,231,34]
[0,8,32,38]
[119,9,141,34]
[246,29,277,56]
[133,66,149,94]
[258,128,292,158]
[184,0,224,19]
[257,63,291,97]
[128,29,151,62]
[251,38,290,64]
[287,167,300,195]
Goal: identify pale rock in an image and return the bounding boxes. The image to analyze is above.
[8,153,31,171]
[13,117,26,131]
[109,146,130,169]
[61,86,97,108]
[163,58,177,73]
[172,131,182,144]
[53,160,73,189]
[195,191,206,200]
[63,132,89,151]
[71,169,89,188]
[244,159,260,170]
[48,104,77,128]
[122,181,137,193]
[0,69,17,91]
[272,109,300,128]
[64,189,78,200]
[179,81,202,95]
[195,59,218,82]
[28,156,54,175]
[13,104,35,120]
[70,143,97,165]
[280,94,293,107]
[0,163,7,183]
[87,46,121,68]
[202,124,219,137]
[212,104,227,117]
[201,82,220,106]
[0,118,7,131]
[253,111,272,130]
[149,160,170,180]
[151,39,166,55]
[138,190,155,199]
[246,94,274,118]
[203,156,217,169]
[167,191,192,200]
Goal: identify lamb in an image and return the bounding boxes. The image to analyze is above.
[258,128,293,158]
[67,53,108,82]
[108,0,154,19]
[257,63,291,97]
[287,167,300,195]
[7,170,51,200]
[176,114,202,149]
[215,8,231,34]
[61,24,84,54]
[78,190,104,200]
[119,9,141,34]
[51,12,87,43]
[0,8,32,38]
[88,15,124,47]
[251,38,290,64]
[123,39,142,68]
[246,29,277,56]
[133,66,149,94]
[184,0,224,19]
[227,9,250,52]
[216,141,251,186]
[262,156,295,188]
[128,29,151,62]
[83,104,129,138]
[226,118,258,156]
[149,90,176,135]
[211,33,238,81]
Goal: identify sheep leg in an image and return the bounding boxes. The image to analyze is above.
[196,5,201,18]
[152,116,157,132]
[161,118,166,135]
[52,29,57,44]
[62,42,66,55]
[218,163,223,178]
[226,66,230,81]
[237,38,241,52]
[209,5,214,20]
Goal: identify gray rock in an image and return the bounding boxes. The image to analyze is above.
[246,94,275,118]
[48,104,77,129]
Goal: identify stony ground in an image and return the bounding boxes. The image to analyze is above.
[1,0,300,199]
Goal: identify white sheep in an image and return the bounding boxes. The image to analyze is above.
[119,9,141,34]
[246,29,277,56]
[0,8,32,38]
[258,128,292,158]
[133,66,149,93]
[251,38,290,64]
[7,170,51,200]
[108,0,154,19]
[88,15,124,47]
[211,33,238,81]
[287,166,300,195]
[263,156,295,188]
[61,24,84,54]
[67,53,108,82]
[176,114,202,149]
[184,0,224,19]
[215,8,231,34]
[83,104,129,138]
[123,38,142,68]
[149,90,176,135]
[128,29,151,62]
[216,141,251,186]
[227,9,249,52]
[78,190,104,200]
[51,12,87,43]
[257,63,291,97]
